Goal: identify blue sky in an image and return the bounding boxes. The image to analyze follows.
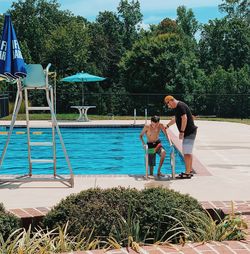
[1,0,225,25]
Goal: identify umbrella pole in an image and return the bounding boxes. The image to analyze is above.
[82,83,84,105]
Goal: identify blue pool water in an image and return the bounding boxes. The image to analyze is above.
[0,128,185,175]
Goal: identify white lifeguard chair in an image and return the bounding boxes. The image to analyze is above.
[0,64,74,187]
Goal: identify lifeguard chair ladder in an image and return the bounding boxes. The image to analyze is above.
[0,64,74,187]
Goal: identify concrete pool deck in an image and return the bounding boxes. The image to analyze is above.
[1,119,250,253]
[0,119,249,209]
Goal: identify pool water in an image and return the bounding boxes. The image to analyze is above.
[0,128,185,175]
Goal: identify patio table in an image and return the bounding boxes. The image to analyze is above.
[71,106,96,121]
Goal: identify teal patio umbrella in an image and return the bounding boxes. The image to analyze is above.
[61,72,106,105]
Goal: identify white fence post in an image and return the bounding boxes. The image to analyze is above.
[133,108,136,125]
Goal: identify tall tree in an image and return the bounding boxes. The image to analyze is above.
[9,0,73,64]
[44,17,90,75]
[219,0,250,20]
[119,33,200,95]
[176,6,199,38]
[89,11,124,82]
[154,18,178,35]
[199,17,250,72]
[205,65,250,117]
[117,0,143,49]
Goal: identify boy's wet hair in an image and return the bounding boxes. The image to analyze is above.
[151,115,160,123]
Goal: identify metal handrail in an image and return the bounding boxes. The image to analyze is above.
[170,145,176,179]
[144,144,148,179]
[144,143,175,179]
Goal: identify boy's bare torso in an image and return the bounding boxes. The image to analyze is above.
[145,124,163,143]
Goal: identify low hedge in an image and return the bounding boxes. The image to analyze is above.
[0,203,21,240]
[43,187,207,242]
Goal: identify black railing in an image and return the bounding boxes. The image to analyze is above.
[56,93,250,118]
[0,94,9,118]
[4,91,250,118]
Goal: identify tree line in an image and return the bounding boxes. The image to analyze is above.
[0,0,249,117]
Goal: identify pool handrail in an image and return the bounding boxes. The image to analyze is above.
[144,144,148,179]
[170,145,176,179]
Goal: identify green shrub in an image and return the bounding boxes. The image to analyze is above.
[0,203,21,240]
[0,203,5,213]
[43,187,207,243]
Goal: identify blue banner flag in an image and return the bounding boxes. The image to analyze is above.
[0,14,26,80]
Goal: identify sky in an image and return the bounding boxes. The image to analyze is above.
[1,0,225,25]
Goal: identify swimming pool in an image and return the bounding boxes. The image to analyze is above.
[0,127,185,175]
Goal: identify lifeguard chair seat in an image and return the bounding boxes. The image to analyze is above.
[22,64,47,88]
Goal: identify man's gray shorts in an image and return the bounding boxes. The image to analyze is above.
[183,130,197,154]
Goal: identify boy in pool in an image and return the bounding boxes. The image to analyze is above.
[139,115,172,177]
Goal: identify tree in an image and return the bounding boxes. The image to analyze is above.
[117,0,143,49]
[44,18,90,75]
[119,33,200,96]
[9,0,74,64]
[205,65,250,117]
[199,17,250,72]
[89,11,125,82]
[42,18,91,112]
[219,0,250,20]
[152,7,199,63]
[176,6,199,38]
[154,18,178,35]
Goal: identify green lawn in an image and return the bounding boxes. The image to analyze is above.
[1,114,249,125]
[196,116,250,125]
[2,114,148,121]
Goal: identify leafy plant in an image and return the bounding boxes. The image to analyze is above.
[43,187,207,243]
[159,203,247,244]
[0,203,21,241]
[108,206,150,251]
[0,222,101,254]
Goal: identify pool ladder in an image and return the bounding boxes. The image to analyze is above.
[144,144,176,179]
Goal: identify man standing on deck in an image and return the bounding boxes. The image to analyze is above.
[140,115,172,177]
[164,96,197,178]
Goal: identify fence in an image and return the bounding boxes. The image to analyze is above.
[55,93,250,118]
[0,94,9,118]
[3,91,250,118]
